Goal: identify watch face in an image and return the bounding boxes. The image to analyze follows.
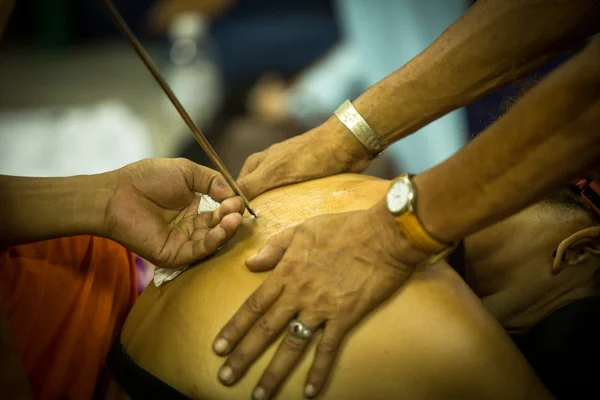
[387,180,411,214]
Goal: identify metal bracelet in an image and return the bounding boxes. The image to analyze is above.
[334,100,383,157]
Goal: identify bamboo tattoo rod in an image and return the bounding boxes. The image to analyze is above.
[99,0,256,217]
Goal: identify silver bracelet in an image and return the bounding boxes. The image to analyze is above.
[334,100,383,157]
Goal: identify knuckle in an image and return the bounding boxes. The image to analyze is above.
[220,320,241,342]
[236,179,250,198]
[255,317,277,337]
[246,153,257,164]
[316,339,339,355]
[244,294,265,315]
[295,223,307,234]
[259,369,281,389]
[308,365,329,385]
[249,152,264,167]
[227,350,249,370]
[283,335,309,352]
[173,157,189,166]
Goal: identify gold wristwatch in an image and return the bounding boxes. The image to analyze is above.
[386,174,454,259]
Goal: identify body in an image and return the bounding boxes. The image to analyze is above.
[107,175,553,400]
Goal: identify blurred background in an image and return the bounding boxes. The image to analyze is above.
[0,0,579,179]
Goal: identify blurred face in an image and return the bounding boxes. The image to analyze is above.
[463,202,597,330]
[463,204,568,293]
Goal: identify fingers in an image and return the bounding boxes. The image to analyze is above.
[199,213,243,253]
[237,153,267,200]
[176,158,236,201]
[170,212,242,266]
[213,279,284,358]
[251,314,323,400]
[166,198,245,266]
[246,227,297,272]
[303,323,345,398]
[206,197,245,228]
[217,296,299,387]
[239,152,265,180]
[208,174,237,202]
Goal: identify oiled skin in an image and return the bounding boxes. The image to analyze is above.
[107,174,551,400]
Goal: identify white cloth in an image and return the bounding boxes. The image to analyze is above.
[153,194,220,286]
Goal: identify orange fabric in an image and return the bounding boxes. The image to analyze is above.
[0,236,137,399]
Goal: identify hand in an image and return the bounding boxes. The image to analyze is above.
[237,118,372,200]
[102,158,245,268]
[212,201,427,399]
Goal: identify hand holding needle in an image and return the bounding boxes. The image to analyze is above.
[99,0,257,217]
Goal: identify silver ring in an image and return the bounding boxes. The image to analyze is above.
[289,320,313,340]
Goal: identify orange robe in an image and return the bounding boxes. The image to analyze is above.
[0,236,137,399]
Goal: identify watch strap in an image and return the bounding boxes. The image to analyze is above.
[395,210,448,254]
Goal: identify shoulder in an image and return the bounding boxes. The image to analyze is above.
[360,261,553,400]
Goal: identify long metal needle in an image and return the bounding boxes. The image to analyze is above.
[100,0,256,217]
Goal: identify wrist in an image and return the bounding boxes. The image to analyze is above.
[84,171,118,238]
[320,115,373,170]
[50,172,117,238]
[412,172,456,243]
[369,198,429,267]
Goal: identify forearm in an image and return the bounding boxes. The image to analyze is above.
[351,0,599,145]
[0,173,115,247]
[414,38,600,242]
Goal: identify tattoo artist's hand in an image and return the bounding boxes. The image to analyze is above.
[237,118,372,200]
[102,158,245,268]
[212,201,427,399]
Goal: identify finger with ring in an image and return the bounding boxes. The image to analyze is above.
[289,319,314,340]
[217,297,296,386]
[251,314,322,400]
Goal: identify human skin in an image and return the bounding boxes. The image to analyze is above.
[0,158,244,268]
[213,37,600,399]
[236,0,600,200]
[106,174,552,400]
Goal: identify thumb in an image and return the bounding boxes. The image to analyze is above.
[175,158,235,201]
[246,226,297,272]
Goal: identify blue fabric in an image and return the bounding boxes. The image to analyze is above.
[210,0,339,86]
[287,0,470,173]
[211,12,339,85]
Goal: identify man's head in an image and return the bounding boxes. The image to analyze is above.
[464,182,600,332]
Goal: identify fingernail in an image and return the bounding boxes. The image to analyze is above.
[219,366,233,383]
[252,387,265,400]
[304,384,316,398]
[213,338,229,354]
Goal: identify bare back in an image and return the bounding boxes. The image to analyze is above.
[108,174,551,400]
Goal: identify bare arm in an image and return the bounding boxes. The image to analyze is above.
[236,0,600,200]
[220,41,600,397]
[350,0,600,145]
[407,37,600,242]
[0,174,113,248]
